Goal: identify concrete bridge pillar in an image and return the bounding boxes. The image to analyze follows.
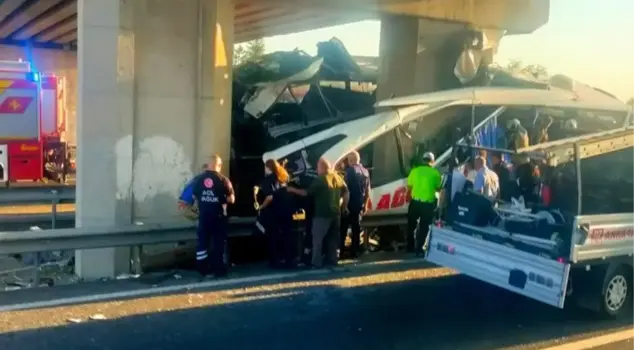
[75,0,234,280]
[373,15,502,181]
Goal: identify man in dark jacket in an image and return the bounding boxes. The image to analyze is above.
[491,152,512,202]
[191,155,235,278]
[288,158,349,268]
[339,151,371,258]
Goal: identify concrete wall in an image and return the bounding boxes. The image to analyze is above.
[75,0,234,280]
[0,45,77,145]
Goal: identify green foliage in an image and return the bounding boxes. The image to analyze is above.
[505,59,549,80]
[233,39,265,66]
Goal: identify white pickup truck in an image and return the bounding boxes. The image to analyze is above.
[426,127,634,318]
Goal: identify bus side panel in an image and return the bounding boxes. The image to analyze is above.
[426,226,570,308]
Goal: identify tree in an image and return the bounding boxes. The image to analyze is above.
[522,64,549,80]
[233,45,246,66]
[504,59,549,80]
[233,38,265,66]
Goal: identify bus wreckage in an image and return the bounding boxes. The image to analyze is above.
[257,55,632,318]
[230,36,633,318]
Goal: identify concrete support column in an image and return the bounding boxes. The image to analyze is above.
[374,16,456,181]
[76,0,234,280]
[374,15,502,175]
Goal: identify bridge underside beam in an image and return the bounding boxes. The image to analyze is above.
[235,0,549,42]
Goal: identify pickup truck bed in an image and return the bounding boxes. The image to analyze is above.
[426,225,570,308]
[425,213,633,309]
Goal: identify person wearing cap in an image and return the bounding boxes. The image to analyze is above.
[406,152,442,254]
[506,118,530,150]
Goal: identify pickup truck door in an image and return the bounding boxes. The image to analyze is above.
[426,226,571,308]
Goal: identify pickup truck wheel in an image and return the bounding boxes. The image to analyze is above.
[600,266,631,318]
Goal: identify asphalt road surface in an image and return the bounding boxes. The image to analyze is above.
[0,258,631,350]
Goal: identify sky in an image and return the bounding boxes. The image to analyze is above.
[261,0,634,101]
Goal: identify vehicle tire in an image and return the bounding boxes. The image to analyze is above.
[599,265,632,318]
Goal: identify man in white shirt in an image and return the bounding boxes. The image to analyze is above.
[445,158,468,201]
[438,158,468,214]
[473,156,500,199]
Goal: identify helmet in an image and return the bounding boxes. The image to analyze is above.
[422,152,435,162]
[564,119,578,130]
[507,118,521,130]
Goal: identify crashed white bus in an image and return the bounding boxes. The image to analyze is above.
[263,79,633,317]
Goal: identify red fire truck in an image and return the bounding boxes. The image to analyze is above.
[0,60,68,187]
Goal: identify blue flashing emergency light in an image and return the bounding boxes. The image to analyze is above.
[26,72,40,83]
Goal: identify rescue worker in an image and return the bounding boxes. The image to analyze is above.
[491,152,512,202]
[473,156,500,200]
[178,163,208,221]
[531,114,553,145]
[191,155,235,278]
[254,160,280,251]
[406,152,442,254]
[514,156,541,204]
[339,151,371,258]
[288,158,349,268]
[506,119,530,150]
[258,159,296,269]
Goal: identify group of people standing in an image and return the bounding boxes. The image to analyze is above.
[438,117,553,222]
[257,151,371,269]
[179,151,371,278]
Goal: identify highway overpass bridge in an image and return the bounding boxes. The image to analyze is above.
[0,0,549,280]
[0,0,548,48]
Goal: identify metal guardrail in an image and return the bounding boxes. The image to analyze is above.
[0,212,75,225]
[0,214,405,255]
[0,223,196,256]
[0,217,258,256]
[0,188,75,227]
[0,186,75,205]
[0,210,405,287]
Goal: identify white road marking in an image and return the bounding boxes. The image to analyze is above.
[539,329,634,350]
[0,258,427,313]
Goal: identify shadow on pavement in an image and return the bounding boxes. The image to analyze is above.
[0,265,631,350]
[0,256,436,309]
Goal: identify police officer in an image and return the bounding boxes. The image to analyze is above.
[406,152,442,254]
[192,155,235,277]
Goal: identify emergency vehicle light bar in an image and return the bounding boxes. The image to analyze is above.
[0,60,31,72]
